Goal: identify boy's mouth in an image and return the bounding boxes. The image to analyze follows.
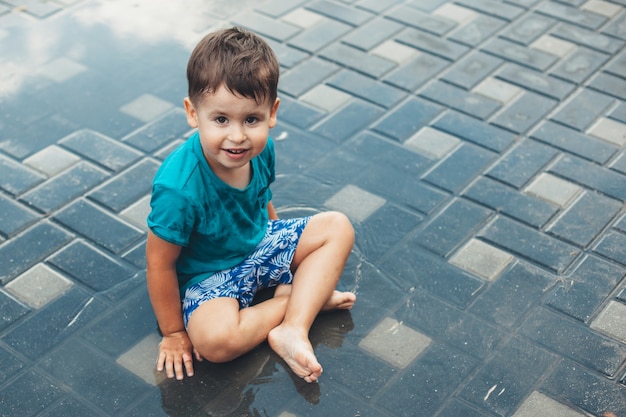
[225,149,247,154]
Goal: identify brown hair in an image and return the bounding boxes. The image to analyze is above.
[186,27,279,107]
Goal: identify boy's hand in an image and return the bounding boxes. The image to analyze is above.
[157,330,202,380]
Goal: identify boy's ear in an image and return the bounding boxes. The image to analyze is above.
[268,98,280,129]
[183,97,199,128]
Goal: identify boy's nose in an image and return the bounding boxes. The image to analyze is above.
[228,125,246,143]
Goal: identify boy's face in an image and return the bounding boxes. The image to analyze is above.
[184,84,279,185]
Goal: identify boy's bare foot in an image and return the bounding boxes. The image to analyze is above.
[322,290,356,311]
[268,325,323,383]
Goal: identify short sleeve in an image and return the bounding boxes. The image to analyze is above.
[147,185,197,246]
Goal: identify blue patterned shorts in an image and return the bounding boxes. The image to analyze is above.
[182,217,311,327]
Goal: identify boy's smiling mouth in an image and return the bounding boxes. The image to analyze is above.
[225,148,247,155]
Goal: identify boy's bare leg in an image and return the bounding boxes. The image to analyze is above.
[187,293,289,363]
[268,212,356,383]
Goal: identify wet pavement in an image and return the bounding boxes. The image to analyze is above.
[1,0,626,416]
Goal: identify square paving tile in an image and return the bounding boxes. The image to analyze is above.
[450,238,515,281]
[405,126,460,159]
[358,317,432,369]
[371,40,419,63]
[324,184,386,223]
[120,194,151,231]
[473,77,523,104]
[300,84,352,112]
[581,0,623,17]
[281,8,324,28]
[588,117,626,146]
[23,145,80,176]
[590,300,626,343]
[38,57,87,82]
[433,3,477,24]
[525,172,582,207]
[117,333,165,386]
[530,35,577,58]
[5,263,73,309]
[512,391,586,417]
[120,94,175,123]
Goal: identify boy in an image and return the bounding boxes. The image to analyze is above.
[146,27,356,384]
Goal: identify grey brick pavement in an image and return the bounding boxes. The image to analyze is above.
[0,0,625,416]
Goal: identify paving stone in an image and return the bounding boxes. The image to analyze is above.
[300,84,352,112]
[531,34,577,58]
[0,370,64,417]
[487,139,558,188]
[479,216,580,273]
[496,63,576,100]
[38,396,105,417]
[493,91,557,134]
[433,3,478,23]
[355,0,404,13]
[609,102,626,124]
[54,199,144,253]
[396,27,469,61]
[0,154,46,196]
[327,69,407,108]
[380,247,483,307]
[385,5,457,35]
[22,144,80,176]
[372,97,443,142]
[324,184,386,223]
[473,77,523,104]
[306,0,374,25]
[438,400,486,417]
[416,198,492,257]
[122,108,190,153]
[59,129,143,172]
[404,127,460,159]
[547,255,625,322]
[273,126,338,175]
[524,172,582,208]
[120,194,150,231]
[611,152,626,175]
[0,193,40,237]
[39,340,152,416]
[341,17,404,51]
[588,117,626,146]
[552,23,624,54]
[465,176,558,227]
[500,13,556,45]
[260,0,308,16]
[449,14,507,47]
[320,42,397,78]
[116,333,165,386]
[456,0,525,20]
[279,57,340,97]
[552,89,615,131]
[550,154,626,201]
[450,238,514,281]
[512,391,586,417]
[548,191,622,247]
[1,286,107,360]
[589,72,626,100]
[377,344,477,417]
[48,240,136,292]
[312,99,385,142]
[354,203,423,262]
[88,158,160,212]
[397,291,504,360]
[519,307,626,376]
[458,337,556,417]
[420,80,501,120]
[20,161,109,213]
[536,1,607,29]
[281,8,324,28]
[358,316,431,368]
[603,11,626,40]
[383,53,450,91]
[0,291,29,333]
[582,0,623,17]
[119,93,174,123]
[233,9,301,41]
[287,19,352,53]
[440,51,503,90]
[423,143,497,192]
[276,95,326,128]
[0,345,25,386]
[407,0,449,11]
[591,300,626,343]
[0,221,72,284]
[531,121,618,164]
[594,230,626,266]
[371,40,418,64]
[267,39,309,69]
[122,240,147,270]
[550,47,611,84]
[470,262,553,327]
[482,38,558,71]
[433,110,516,152]
[5,263,72,309]
[541,361,626,416]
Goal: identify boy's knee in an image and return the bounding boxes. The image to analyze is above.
[192,330,241,363]
[323,211,354,243]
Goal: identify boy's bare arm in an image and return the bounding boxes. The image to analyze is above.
[146,231,198,379]
[268,201,278,220]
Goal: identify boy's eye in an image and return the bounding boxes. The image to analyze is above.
[215,116,228,124]
[245,116,258,124]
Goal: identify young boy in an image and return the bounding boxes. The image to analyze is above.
[146,27,356,384]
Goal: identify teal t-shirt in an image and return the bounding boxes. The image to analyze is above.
[147,131,275,293]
